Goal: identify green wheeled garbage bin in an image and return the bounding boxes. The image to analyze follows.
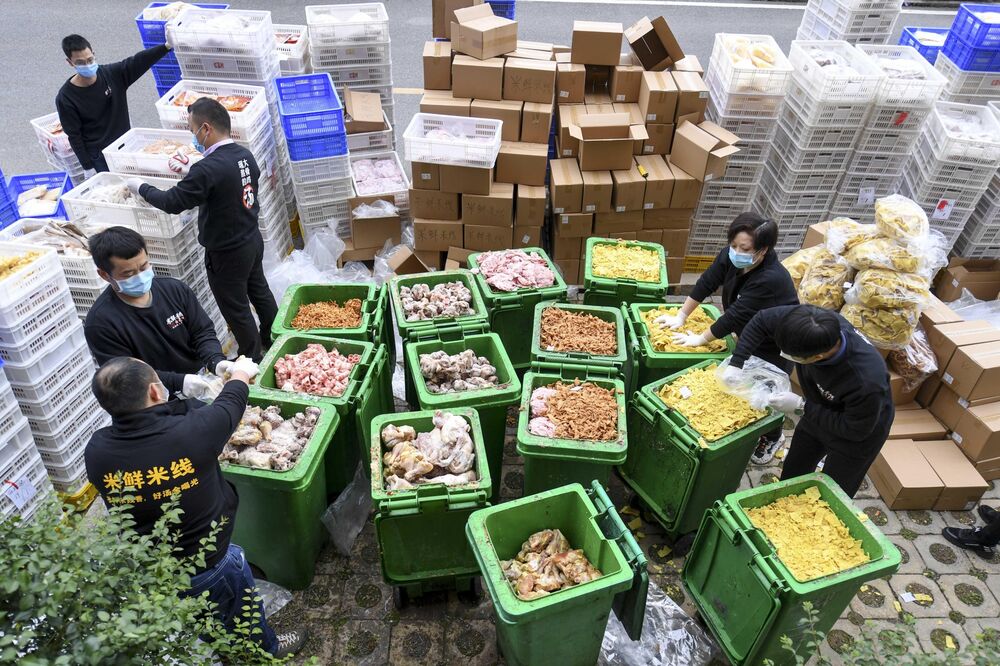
[583,238,668,307]
[467,247,568,370]
[370,408,491,606]
[222,393,339,590]
[466,481,648,666]
[622,360,783,538]
[683,473,901,666]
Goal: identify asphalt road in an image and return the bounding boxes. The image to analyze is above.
[0,0,955,176]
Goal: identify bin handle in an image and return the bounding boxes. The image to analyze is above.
[588,483,645,568]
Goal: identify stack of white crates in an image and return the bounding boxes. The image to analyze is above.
[30,112,85,187]
[828,44,947,222]
[954,100,1000,258]
[275,25,311,76]
[0,244,108,501]
[898,101,1000,251]
[690,34,793,256]
[935,50,1000,106]
[797,0,902,46]
[0,358,52,523]
[755,41,883,254]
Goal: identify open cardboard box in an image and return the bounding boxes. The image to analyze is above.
[385,246,430,275]
[569,113,647,171]
[934,258,1000,302]
[670,120,740,182]
[624,15,684,71]
[433,0,481,39]
[451,3,517,60]
[343,88,385,134]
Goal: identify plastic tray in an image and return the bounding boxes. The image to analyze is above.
[730,139,769,163]
[771,125,854,171]
[296,197,352,228]
[176,49,280,84]
[403,113,503,168]
[783,76,872,126]
[788,40,886,102]
[697,181,756,206]
[292,175,353,207]
[16,350,95,420]
[936,50,1000,98]
[853,127,919,155]
[25,381,98,437]
[865,103,933,133]
[7,172,70,220]
[35,409,109,469]
[767,149,845,190]
[0,243,63,314]
[156,79,271,142]
[102,128,204,178]
[758,166,836,212]
[346,112,394,154]
[62,172,195,237]
[350,151,410,211]
[800,5,898,42]
[135,2,230,44]
[0,289,75,349]
[30,112,75,161]
[274,24,309,70]
[703,71,784,118]
[706,102,780,143]
[166,8,275,56]
[925,101,1000,164]
[899,26,949,63]
[857,44,948,106]
[941,32,1000,72]
[950,4,1000,48]
[305,4,389,45]
[286,132,349,161]
[315,61,392,88]
[309,39,390,68]
[708,34,793,96]
[276,73,346,140]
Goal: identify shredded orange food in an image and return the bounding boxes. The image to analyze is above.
[291,299,363,330]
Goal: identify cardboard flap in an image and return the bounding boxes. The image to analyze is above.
[454,3,496,23]
[711,144,741,159]
[629,124,649,141]
[343,88,385,132]
[700,120,740,146]
[674,121,719,151]
[573,113,631,138]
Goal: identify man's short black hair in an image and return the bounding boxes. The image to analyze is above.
[774,305,842,357]
[62,34,92,59]
[190,97,232,134]
[89,226,147,274]
[728,212,779,252]
[92,357,159,417]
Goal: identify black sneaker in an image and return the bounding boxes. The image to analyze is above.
[751,434,784,465]
[978,505,998,524]
[274,629,308,659]
[942,527,994,553]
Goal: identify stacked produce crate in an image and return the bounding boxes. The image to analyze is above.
[828,45,947,222]
[0,243,108,502]
[898,26,949,64]
[953,100,1000,258]
[0,167,17,229]
[796,0,902,46]
[0,356,52,523]
[897,101,1000,250]
[275,24,311,76]
[29,113,86,187]
[755,41,883,254]
[135,2,230,96]
[690,34,793,257]
[933,6,1000,105]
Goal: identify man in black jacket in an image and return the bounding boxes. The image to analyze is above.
[85,356,306,658]
[83,226,231,399]
[127,97,278,361]
[56,34,171,176]
[724,304,893,497]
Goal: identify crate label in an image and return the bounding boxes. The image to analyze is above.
[893,111,909,127]
[644,146,654,153]
[958,397,970,408]
[942,372,954,385]
[420,173,431,180]
[559,90,569,98]
[952,278,960,287]
[561,215,570,224]
[563,149,572,156]
[615,94,626,102]
[646,113,656,121]
[616,205,626,213]
[644,203,654,210]
[585,204,596,212]
[554,207,565,214]
[698,91,709,99]
[521,234,531,244]
[704,173,714,182]
[3,475,37,511]
[933,198,955,220]
[857,186,876,206]
[951,432,963,445]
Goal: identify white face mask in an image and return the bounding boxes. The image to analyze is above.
[780,351,818,364]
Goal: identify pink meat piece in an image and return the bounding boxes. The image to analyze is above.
[529,417,557,437]
[273,343,360,397]
[353,158,406,196]
[530,386,556,417]
[476,250,555,292]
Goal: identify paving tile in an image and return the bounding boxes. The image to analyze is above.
[965,546,1000,574]
[389,620,445,665]
[887,575,950,618]
[443,618,500,665]
[938,574,1000,618]
[896,508,948,536]
[332,618,391,665]
[852,474,880,501]
[818,619,856,664]
[445,587,496,621]
[914,618,966,656]
[747,467,781,488]
[913,535,974,575]
[854,499,902,535]
[941,510,979,530]
[981,480,998,501]
[499,465,524,501]
[850,578,898,620]
[852,619,921,658]
[736,471,752,492]
[887,534,927,575]
[286,613,338,665]
[299,576,346,619]
[961,617,1000,643]
[342,575,395,621]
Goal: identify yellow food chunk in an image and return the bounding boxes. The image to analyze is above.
[843,237,920,274]
[0,252,41,280]
[781,246,824,291]
[798,249,852,311]
[656,364,766,441]
[875,194,928,240]
[746,487,870,582]
[591,242,661,283]
[841,303,918,349]
[852,269,930,310]
[641,307,728,353]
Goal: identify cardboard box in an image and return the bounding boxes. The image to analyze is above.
[610,65,644,103]
[423,41,453,89]
[671,71,709,125]
[661,228,689,259]
[674,54,703,74]
[897,402,923,411]
[439,164,493,195]
[613,102,643,126]
[934,258,1000,302]
[927,320,1000,373]
[974,454,1000,481]
[625,15,685,71]
[638,72,678,123]
[919,295,963,336]
[919,439,989,509]
[513,225,541,248]
[943,341,1000,402]
[868,439,944,509]
[446,246,474,267]
[516,184,546,226]
[342,88,385,134]
[549,158,584,214]
[953,402,1000,462]
[802,221,830,249]
[917,372,942,408]
[351,213,401,250]
[929,384,967,432]
[433,0,481,39]
[611,163,646,212]
[518,40,553,52]
[463,181,514,226]
[670,121,741,182]
[415,250,446,270]
[666,256,684,287]
[469,99,522,142]
[667,159,703,208]
[556,212,593,238]
[411,161,441,191]
[644,207,693,230]
[452,55,504,100]
[503,58,557,104]
[570,113,646,171]
[585,93,614,108]
[556,104,588,157]
[635,154,674,209]
[409,189,461,220]
[420,92,472,116]
[570,21,623,66]
[637,230,661,243]
[642,123,674,156]
[509,48,553,61]
[338,238,378,266]
[889,370,920,406]
[464,223,512,251]
[495,141,548,186]
[451,3,517,60]
[595,210,643,235]
[552,229,584,259]
[556,63,586,104]
[520,101,554,144]
[413,218,464,251]
[581,170,613,213]
[888,409,947,441]
[556,259,582,285]
[385,245,430,275]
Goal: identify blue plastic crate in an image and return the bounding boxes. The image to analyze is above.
[286,133,349,162]
[6,172,70,220]
[156,83,176,97]
[135,2,230,45]
[276,74,346,141]
[941,32,1000,72]
[485,0,516,20]
[0,203,17,229]
[899,27,949,63]
[152,63,182,88]
[950,3,1000,48]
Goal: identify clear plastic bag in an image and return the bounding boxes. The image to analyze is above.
[254,579,293,619]
[841,303,918,350]
[321,463,372,556]
[798,249,853,311]
[874,194,928,241]
[948,289,1000,330]
[824,217,877,256]
[888,327,937,393]
[844,268,931,310]
[715,355,791,410]
[351,199,399,218]
[781,245,824,291]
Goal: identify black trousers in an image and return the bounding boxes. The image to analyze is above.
[779,419,889,498]
[205,234,277,362]
[87,147,110,173]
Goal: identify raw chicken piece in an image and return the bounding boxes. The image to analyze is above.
[273,343,360,397]
[502,528,601,600]
[379,411,479,489]
[474,250,556,292]
[220,405,320,471]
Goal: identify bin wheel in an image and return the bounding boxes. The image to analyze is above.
[392,586,409,610]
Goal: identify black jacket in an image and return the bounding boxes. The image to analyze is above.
[85,382,248,570]
[733,305,894,448]
[139,142,262,252]
[56,45,169,169]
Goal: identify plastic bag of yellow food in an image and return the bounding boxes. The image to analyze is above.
[845,269,930,310]
[824,217,877,256]
[746,486,869,582]
[641,307,728,353]
[843,237,920,273]
[874,194,928,241]
[798,249,852,311]
[656,364,766,441]
[0,251,41,280]
[841,302,918,349]
[590,242,662,283]
[781,246,824,291]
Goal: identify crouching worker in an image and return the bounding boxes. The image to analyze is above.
[723,304,893,497]
[84,356,306,658]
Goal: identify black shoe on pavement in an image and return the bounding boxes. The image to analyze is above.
[274,629,308,659]
[942,527,994,553]
[978,504,998,524]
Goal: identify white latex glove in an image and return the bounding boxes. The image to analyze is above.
[672,331,708,348]
[768,391,804,414]
[182,374,211,399]
[125,178,145,196]
[83,168,97,180]
[215,360,234,377]
[720,365,743,387]
[230,357,260,381]
[655,312,687,330]
[168,151,192,175]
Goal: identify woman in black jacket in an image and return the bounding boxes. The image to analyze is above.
[657,212,799,463]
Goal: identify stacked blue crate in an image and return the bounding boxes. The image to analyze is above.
[0,167,17,228]
[5,172,70,221]
[134,3,230,94]
[276,73,347,161]
[898,27,949,64]
[941,4,1000,72]
[485,0,516,21]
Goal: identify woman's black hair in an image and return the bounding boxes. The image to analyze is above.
[727,212,778,252]
[773,305,842,357]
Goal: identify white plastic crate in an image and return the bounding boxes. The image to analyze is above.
[316,61,392,87]
[837,170,901,194]
[955,211,1000,247]
[0,290,75,349]
[0,306,78,367]
[30,112,76,161]
[789,40,886,102]
[152,247,206,280]
[783,76,872,126]
[274,24,309,72]
[905,153,993,202]
[812,0,902,28]
[697,182,757,206]
[706,103,780,143]
[305,4,390,45]
[0,220,105,292]
[156,80,271,143]
[754,193,830,229]
[292,176,354,207]
[25,382,98,438]
[102,129,205,178]
[297,197,351,228]
[758,166,837,211]
[952,233,1000,259]
[897,171,980,220]
[935,52,1000,99]
[798,6,897,44]
[845,150,904,175]
[404,113,503,169]
[0,244,63,316]
[716,161,766,185]
[17,353,95,421]
[0,432,50,522]
[262,223,294,258]
[34,409,109,468]
[828,197,876,222]
[0,402,30,460]
[777,108,862,151]
[771,126,854,171]
[167,8,276,57]
[692,201,753,223]
[176,50,280,85]
[912,132,1000,183]
[708,34,793,96]
[865,104,933,134]
[704,71,784,118]
[62,172,194,237]
[350,151,411,211]
[1,321,85,386]
[47,451,90,496]
[8,333,91,403]
[858,44,947,106]
[309,39,390,68]
[289,153,352,185]
[731,140,771,163]
[768,149,845,190]
[346,111,394,154]
[853,127,919,154]
[925,102,1000,164]
[0,259,65,330]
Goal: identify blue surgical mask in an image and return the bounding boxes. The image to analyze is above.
[75,62,99,78]
[729,247,756,269]
[192,126,206,153]
[116,268,154,297]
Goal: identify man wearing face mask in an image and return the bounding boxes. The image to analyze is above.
[723,304,893,497]
[84,356,308,658]
[56,34,171,177]
[657,212,799,463]
[84,226,232,400]
[125,97,278,362]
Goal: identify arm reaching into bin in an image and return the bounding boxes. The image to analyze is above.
[728,305,793,369]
